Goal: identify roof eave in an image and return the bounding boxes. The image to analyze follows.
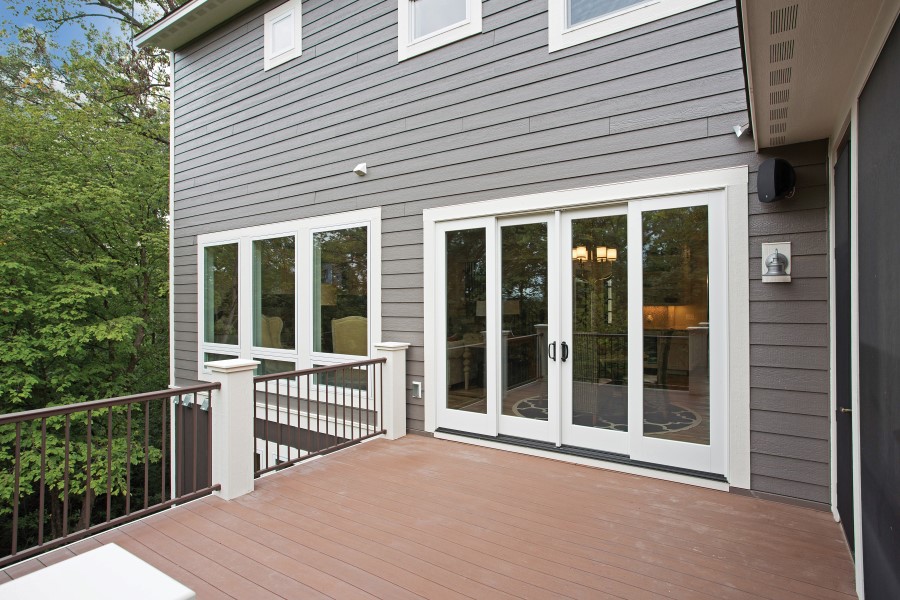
[135,0,258,50]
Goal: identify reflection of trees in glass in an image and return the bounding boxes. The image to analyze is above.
[254,237,295,349]
[315,227,368,353]
[501,223,548,335]
[446,229,486,338]
[642,206,709,309]
[205,244,239,345]
[572,216,628,335]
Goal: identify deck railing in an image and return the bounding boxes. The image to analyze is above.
[253,357,387,478]
[0,383,221,568]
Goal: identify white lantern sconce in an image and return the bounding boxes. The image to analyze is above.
[761,242,791,283]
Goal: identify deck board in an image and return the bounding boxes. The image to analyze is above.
[1,436,856,599]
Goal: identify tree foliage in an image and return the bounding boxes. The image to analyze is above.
[0,0,184,553]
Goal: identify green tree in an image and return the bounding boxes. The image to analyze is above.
[0,0,183,553]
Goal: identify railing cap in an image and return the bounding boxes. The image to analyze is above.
[373,342,410,351]
[205,359,259,374]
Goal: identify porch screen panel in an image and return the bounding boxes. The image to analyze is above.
[641,206,709,445]
[204,243,239,345]
[252,236,296,350]
[313,227,368,356]
[446,229,487,414]
[568,0,646,27]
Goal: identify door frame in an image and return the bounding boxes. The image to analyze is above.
[559,204,630,455]
[496,212,560,444]
[423,167,749,486]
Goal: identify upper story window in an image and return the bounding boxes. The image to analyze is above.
[264,0,302,71]
[398,0,482,61]
[548,0,717,52]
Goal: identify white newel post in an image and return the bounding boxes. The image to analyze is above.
[373,342,410,440]
[206,359,259,501]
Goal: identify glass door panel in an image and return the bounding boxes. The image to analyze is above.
[641,205,709,446]
[500,222,549,421]
[445,228,488,414]
[561,209,629,454]
[571,215,628,425]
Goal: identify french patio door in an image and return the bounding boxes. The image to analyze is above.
[438,193,725,475]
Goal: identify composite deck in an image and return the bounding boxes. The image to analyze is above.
[1,435,856,599]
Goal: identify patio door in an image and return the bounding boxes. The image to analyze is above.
[437,193,725,474]
[496,214,559,442]
[560,206,630,454]
[559,194,725,473]
[625,194,726,474]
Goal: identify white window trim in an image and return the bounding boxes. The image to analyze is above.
[398,0,482,62]
[196,208,382,382]
[264,0,302,71]
[548,0,718,52]
[423,167,750,489]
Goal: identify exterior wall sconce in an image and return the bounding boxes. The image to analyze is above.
[762,242,791,283]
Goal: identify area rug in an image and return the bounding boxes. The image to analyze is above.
[512,396,701,435]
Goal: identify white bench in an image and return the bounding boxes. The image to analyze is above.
[0,543,195,600]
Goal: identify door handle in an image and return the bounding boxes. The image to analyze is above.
[548,342,556,361]
[561,341,569,362]
[839,407,852,414]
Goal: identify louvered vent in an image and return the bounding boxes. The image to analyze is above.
[770,89,790,105]
[769,39,795,62]
[770,107,788,121]
[770,136,786,146]
[770,122,787,134]
[770,4,799,34]
[769,67,792,86]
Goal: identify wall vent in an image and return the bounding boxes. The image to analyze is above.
[770,122,787,134]
[770,135,786,146]
[770,107,788,121]
[770,4,799,35]
[769,39,795,63]
[770,89,790,105]
[769,67,792,86]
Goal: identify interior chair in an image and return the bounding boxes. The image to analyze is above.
[331,315,368,356]
[260,315,284,348]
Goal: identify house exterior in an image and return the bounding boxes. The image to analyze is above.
[136,0,899,597]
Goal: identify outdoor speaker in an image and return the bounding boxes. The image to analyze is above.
[758,158,796,202]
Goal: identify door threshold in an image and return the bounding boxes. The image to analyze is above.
[435,427,727,485]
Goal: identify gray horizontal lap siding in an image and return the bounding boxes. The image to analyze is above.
[171,0,830,504]
[748,140,830,506]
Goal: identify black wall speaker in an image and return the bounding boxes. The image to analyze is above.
[758,158,796,203]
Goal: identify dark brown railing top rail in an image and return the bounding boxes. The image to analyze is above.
[0,382,221,425]
[253,357,386,383]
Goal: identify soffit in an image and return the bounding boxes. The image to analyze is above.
[742,0,895,149]
[135,0,258,50]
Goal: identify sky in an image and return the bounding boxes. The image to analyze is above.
[0,2,122,51]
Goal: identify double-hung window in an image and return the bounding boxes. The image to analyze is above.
[197,208,381,379]
[398,0,482,61]
[548,0,717,52]
[264,0,302,70]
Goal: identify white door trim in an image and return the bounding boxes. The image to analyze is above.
[423,167,749,487]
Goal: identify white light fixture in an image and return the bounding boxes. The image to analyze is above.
[733,123,750,138]
[353,163,367,176]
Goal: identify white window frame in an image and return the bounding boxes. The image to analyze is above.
[548,0,717,52]
[264,0,302,71]
[197,208,382,382]
[398,0,482,61]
